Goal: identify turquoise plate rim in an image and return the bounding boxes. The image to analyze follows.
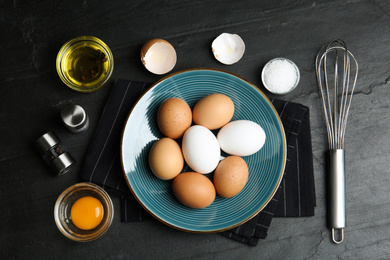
[120,68,286,233]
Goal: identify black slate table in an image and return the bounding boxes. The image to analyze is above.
[1,1,390,259]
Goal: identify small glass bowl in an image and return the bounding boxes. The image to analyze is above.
[54,182,114,242]
[56,36,114,93]
[261,57,300,95]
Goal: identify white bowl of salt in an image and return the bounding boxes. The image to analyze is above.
[261,58,300,95]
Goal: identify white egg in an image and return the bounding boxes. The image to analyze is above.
[211,33,245,65]
[182,125,221,174]
[217,120,266,156]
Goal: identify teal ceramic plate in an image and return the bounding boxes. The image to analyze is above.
[121,68,286,233]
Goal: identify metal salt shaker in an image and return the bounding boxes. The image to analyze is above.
[61,104,89,133]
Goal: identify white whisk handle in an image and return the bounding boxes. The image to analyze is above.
[328,149,346,244]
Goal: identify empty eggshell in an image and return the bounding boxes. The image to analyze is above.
[141,39,177,75]
[212,33,245,65]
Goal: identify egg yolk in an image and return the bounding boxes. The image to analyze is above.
[70,196,104,230]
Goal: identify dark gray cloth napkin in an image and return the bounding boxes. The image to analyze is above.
[80,79,315,246]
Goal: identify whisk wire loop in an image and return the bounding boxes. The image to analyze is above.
[315,40,358,149]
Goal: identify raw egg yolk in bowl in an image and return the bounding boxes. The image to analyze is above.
[70,196,104,230]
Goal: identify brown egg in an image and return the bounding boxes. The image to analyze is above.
[213,156,248,198]
[140,39,177,75]
[192,93,234,130]
[149,138,184,180]
[172,172,216,209]
[157,97,192,139]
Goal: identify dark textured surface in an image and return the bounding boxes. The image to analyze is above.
[1,0,390,259]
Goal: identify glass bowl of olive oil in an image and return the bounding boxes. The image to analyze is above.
[56,36,114,92]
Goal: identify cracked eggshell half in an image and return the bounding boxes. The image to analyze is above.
[212,33,245,65]
[141,39,177,75]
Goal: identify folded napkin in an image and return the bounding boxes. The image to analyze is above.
[80,79,315,246]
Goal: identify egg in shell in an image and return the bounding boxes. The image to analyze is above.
[148,138,184,180]
[192,93,234,130]
[172,172,216,209]
[217,120,266,156]
[212,33,245,65]
[157,97,192,139]
[141,39,177,75]
[213,156,248,198]
[182,125,221,174]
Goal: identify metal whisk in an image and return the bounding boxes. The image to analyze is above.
[315,40,358,244]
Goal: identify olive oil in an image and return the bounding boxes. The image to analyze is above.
[62,44,108,87]
[57,36,113,92]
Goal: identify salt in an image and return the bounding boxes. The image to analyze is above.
[262,58,300,95]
